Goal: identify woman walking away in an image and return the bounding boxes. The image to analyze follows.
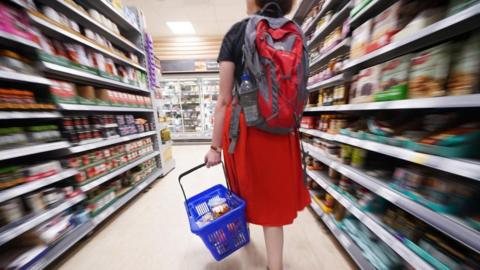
[205,0,311,269]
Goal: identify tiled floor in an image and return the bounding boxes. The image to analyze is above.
[55,145,353,270]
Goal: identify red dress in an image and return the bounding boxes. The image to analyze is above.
[222,105,311,226]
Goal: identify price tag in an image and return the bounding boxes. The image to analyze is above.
[412,153,429,165]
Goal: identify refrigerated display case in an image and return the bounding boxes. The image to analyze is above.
[158,76,219,141]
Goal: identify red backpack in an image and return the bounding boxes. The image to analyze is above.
[228,8,309,153]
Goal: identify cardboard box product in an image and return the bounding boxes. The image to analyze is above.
[353,65,382,103]
[377,54,412,101]
[408,43,452,99]
[447,31,480,96]
[49,80,77,104]
[351,19,372,59]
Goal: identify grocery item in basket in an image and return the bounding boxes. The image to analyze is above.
[352,65,382,103]
[350,19,372,59]
[377,55,411,101]
[447,31,480,96]
[408,43,452,98]
[208,197,230,219]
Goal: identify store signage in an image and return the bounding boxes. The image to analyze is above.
[160,59,219,74]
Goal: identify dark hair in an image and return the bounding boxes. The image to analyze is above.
[255,0,294,16]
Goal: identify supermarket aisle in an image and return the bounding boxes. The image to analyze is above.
[55,145,353,270]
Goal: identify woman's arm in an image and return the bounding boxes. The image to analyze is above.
[205,61,235,167]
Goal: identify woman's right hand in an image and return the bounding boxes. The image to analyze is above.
[205,149,222,168]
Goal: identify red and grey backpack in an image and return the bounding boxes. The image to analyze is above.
[228,6,309,153]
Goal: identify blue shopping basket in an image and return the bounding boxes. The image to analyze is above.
[178,163,250,261]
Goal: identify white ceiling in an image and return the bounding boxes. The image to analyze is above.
[124,0,247,37]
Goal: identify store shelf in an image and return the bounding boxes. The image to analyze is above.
[36,0,143,55]
[0,30,40,53]
[307,74,344,92]
[309,197,375,270]
[303,94,480,112]
[92,168,162,226]
[0,70,51,86]
[300,128,336,140]
[7,0,29,9]
[29,12,146,71]
[83,0,141,36]
[0,111,62,120]
[161,159,175,177]
[300,128,480,181]
[303,0,339,34]
[310,38,351,69]
[57,103,153,113]
[40,62,149,94]
[305,168,434,270]
[293,0,318,23]
[0,194,85,246]
[0,169,78,204]
[28,221,95,270]
[68,131,156,154]
[0,141,71,162]
[303,142,480,253]
[349,0,398,30]
[80,151,160,192]
[343,2,480,73]
[308,2,352,48]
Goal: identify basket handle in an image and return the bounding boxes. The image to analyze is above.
[178,162,231,204]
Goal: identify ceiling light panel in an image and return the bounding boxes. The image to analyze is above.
[166,21,196,35]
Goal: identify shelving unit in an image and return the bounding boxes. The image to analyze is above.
[306,168,435,270]
[293,0,318,24]
[40,62,149,93]
[57,103,153,112]
[343,3,480,73]
[35,0,144,55]
[299,0,480,268]
[0,141,71,161]
[300,128,480,181]
[0,194,86,246]
[308,2,352,48]
[0,1,172,268]
[0,70,51,86]
[309,195,376,270]
[29,12,146,71]
[303,142,480,252]
[0,169,78,203]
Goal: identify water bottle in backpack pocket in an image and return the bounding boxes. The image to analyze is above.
[238,73,261,126]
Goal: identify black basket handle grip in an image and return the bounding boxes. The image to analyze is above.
[178,162,231,204]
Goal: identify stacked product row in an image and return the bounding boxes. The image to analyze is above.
[295,0,480,268]
[0,0,167,268]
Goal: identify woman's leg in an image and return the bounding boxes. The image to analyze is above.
[263,226,284,270]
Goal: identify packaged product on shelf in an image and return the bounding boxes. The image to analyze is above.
[408,43,452,98]
[49,80,78,104]
[0,127,28,149]
[351,65,382,103]
[394,5,447,42]
[76,86,96,104]
[350,19,372,59]
[0,50,38,75]
[447,31,480,96]
[301,116,318,129]
[376,55,411,101]
[367,1,418,53]
[448,0,480,15]
[0,2,39,44]
[0,198,25,225]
